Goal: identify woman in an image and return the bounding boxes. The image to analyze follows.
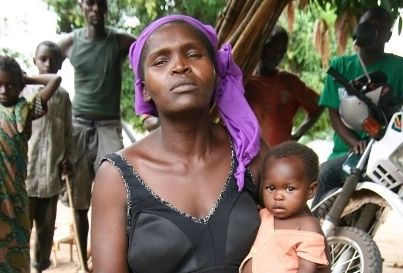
[91,15,269,273]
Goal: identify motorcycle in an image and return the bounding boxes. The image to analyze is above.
[311,22,403,273]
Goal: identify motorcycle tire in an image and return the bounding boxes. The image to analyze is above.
[313,194,359,227]
[312,195,337,220]
[327,226,382,273]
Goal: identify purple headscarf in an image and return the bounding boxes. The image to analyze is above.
[129,14,260,191]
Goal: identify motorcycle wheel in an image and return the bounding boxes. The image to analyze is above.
[312,194,337,220]
[328,226,382,273]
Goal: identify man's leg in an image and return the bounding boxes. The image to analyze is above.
[69,117,97,272]
[74,208,90,272]
[29,196,58,273]
[311,154,348,208]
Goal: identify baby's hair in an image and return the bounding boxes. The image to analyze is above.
[263,141,319,183]
[0,55,24,89]
[35,40,62,63]
[139,20,217,81]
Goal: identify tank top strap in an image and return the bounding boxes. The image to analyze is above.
[101,152,146,234]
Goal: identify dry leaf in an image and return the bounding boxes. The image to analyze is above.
[286,1,295,34]
[321,28,330,68]
[298,0,309,10]
[312,18,330,68]
[334,11,354,55]
[312,18,325,54]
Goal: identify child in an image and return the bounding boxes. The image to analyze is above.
[240,141,329,273]
[22,40,73,273]
[0,55,61,273]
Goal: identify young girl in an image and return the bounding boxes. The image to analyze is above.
[240,141,329,273]
[0,55,61,273]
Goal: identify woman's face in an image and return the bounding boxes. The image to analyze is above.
[141,23,216,115]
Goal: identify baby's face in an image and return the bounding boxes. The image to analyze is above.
[0,70,22,107]
[261,156,315,219]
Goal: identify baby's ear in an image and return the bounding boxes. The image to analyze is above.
[308,181,319,200]
[142,85,152,102]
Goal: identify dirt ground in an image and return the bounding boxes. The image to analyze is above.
[31,140,403,273]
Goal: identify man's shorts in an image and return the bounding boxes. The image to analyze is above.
[59,117,124,210]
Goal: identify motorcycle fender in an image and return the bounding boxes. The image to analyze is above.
[324,182,403,219]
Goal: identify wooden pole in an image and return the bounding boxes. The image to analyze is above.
[63,175,87,272]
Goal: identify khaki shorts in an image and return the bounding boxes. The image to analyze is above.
[60,117,124,210]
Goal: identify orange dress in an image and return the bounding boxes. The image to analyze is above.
[239,209,328,273]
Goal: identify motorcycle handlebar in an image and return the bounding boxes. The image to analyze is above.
[327,66,389,133]
[327,67,351,88]
[327,67,372,101]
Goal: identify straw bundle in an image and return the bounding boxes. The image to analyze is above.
[210,0,292,122]
[216,0,292,82]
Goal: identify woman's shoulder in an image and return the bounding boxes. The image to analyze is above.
[118,133,156,163]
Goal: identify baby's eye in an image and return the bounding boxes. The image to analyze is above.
[265,186,275,192]
[286,187,295,193]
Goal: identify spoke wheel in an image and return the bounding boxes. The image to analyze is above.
[328,227,382,273]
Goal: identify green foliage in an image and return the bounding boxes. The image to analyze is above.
[1,17,32,69]
[42,0,403,134]
[311,0,403,34]
[277,5,358,142]
[276,8,330,141]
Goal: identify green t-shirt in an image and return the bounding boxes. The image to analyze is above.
[70,26,123,117]
[320,53,403,159]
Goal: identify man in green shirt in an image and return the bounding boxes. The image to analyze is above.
[312,6,403,207]
[58,0,136,271]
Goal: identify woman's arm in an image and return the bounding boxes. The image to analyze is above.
[91,161,129,273]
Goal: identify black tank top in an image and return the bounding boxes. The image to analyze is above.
[102,149,260,273]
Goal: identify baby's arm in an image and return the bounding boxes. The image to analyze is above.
[298,216,330,273]
[23,74,62,104]
[297,258,319,273]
